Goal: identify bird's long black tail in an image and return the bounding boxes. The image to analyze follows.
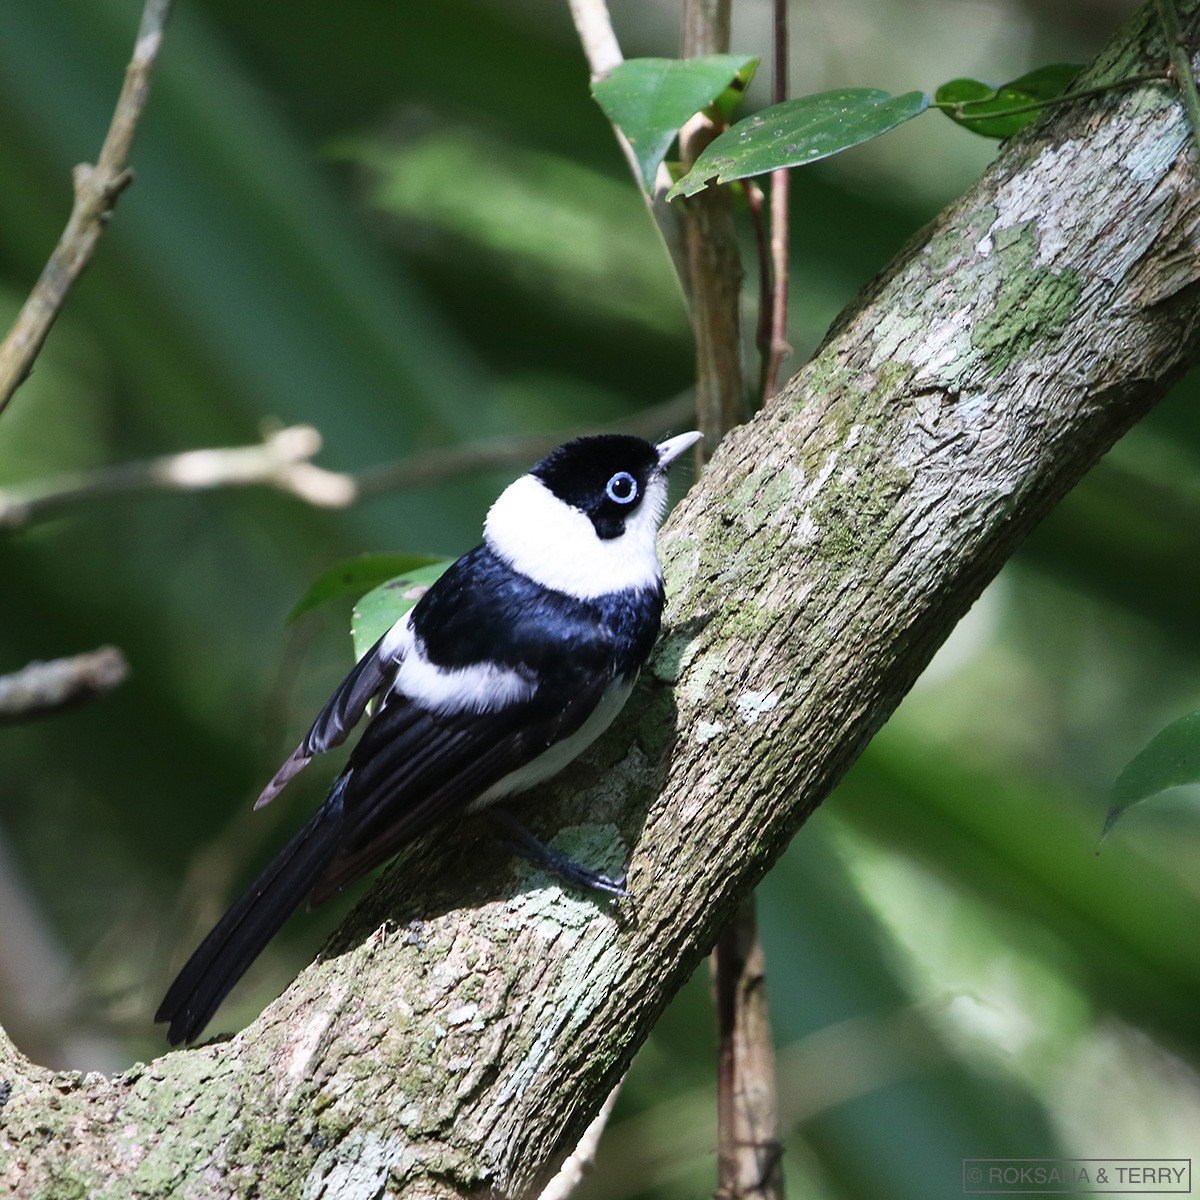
[155,783,345,1045]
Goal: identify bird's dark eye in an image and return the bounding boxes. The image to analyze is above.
[605,471,638,504]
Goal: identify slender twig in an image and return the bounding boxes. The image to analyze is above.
[0,397,697,530]
[536,1078,626,1200]
[1155,0,1200,159]
[566,0,689,292]
[763,0,792,403]
[0,647,128,724]
[567,0,639,190]
[567,0,624,75]
[0,0,173,416]
[931,72,1170,125]
[0,426,355,530]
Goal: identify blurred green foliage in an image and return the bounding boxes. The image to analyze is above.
[1,0,1196,1197]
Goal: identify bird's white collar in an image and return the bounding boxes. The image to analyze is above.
[484,473,665,599]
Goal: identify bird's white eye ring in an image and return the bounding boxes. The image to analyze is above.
[605,471,638,504]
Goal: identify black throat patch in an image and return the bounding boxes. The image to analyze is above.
[531,435,659,541]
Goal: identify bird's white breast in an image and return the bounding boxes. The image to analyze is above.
[483,474,666,600]
[467,675,636,810]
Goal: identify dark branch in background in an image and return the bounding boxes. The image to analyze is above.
[0,0,173,417]
[763,0,792,402]
[0,647,128,725]
[715,900,785,1200]
[675,3,783,1198]
[680,0,748,453]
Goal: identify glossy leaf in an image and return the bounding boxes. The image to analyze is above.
[287,553,445,623]
[350,561,452,659]
[935,64,1084,138]
[1104,711,1200,838]
[668,89,930,199]
[592,54,758,189]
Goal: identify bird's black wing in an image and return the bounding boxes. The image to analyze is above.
[254,630,397,810]
[157,601,617,1043]
[309,548,658,899]
[157,549,647,1044]
[308,628,618,903]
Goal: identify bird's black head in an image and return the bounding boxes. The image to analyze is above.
[484,429,700,599]
[532,435,663,541]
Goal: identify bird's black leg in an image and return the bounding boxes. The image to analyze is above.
[492,810,629,898]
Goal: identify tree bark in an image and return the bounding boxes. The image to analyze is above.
[4,2,1200,1196]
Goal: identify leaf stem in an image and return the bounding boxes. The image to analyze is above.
[745,179,773,396]
[1155,0,1200,161]
[933,71,1169,126]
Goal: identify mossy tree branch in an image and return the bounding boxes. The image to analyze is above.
[3,1,1200,1196]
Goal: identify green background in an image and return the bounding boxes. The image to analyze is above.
[2,1,1196,1197]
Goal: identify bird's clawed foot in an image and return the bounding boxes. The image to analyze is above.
[492,810,629,899]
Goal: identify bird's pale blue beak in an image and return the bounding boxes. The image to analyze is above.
[655,431,703,468]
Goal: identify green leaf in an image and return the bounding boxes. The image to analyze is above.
[668,89,929,199]
[934,77,998,106]
[935,64,1083,138]
[592,55,758,190]
[350,561,453,659]
[1104,711,1200,839]
[287,553,445,624]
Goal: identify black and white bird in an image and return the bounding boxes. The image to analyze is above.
[156,430,702,1044]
